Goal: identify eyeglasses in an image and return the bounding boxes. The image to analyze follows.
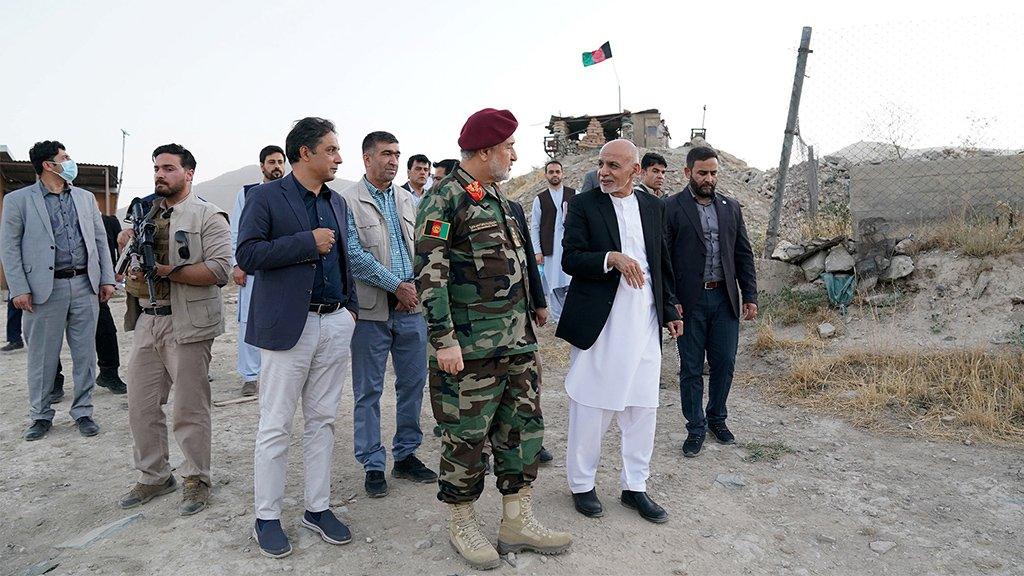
[174,230,190,260]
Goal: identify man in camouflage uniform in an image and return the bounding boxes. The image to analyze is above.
[415,108,571,570]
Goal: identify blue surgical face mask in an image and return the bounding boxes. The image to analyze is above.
[53,159,78,184]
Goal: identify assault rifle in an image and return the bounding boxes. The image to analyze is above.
[115,198,161,307]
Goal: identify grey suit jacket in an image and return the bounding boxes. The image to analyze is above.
[0,182,115,304]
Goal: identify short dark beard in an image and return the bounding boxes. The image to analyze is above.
[689,179,715,198]
[263,168,284,181]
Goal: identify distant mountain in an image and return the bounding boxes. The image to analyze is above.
[118,165,354,219]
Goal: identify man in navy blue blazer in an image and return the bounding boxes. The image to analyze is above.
[236,117,358,559]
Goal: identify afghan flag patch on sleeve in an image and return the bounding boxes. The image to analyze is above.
[423,219,451,240]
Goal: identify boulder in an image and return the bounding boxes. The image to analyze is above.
[880,255,914,281]
[824,246,856,272]
[817,323,837,338]
[801,251,827,282]
[771,240,805,262]
[895,238,916,255]
[755,258,804,295]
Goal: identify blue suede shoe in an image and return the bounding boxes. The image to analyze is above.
[253,519,292,559]
[301,509,352,545]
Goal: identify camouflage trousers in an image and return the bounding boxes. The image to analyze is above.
[430,352,543,504]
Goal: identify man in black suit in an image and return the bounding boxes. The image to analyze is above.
[664,146,758,458]
[557,139,682,524]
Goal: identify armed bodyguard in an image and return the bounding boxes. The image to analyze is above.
[415,108,571,570]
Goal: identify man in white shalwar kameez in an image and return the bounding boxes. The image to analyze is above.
[229,145,286,397]
[555,140,683,524]
[530,160,574,323]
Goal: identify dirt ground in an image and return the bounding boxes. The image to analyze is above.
[1,287,1022,576]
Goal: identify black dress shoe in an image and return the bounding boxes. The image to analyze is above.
[1,341,24,352]
[620,490,669,523]
[392,454,438,483]
[708,422,736,445]
[24,419,52,441]
[364,470,389,498]
[572,488,604,518]
[76,416,100,437]
[682,433,705,458]
[537,446,553,464]
[96,369,128,394]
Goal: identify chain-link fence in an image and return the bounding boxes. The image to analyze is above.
[765,19,1024,269]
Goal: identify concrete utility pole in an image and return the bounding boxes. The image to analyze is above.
[765,26,812,255]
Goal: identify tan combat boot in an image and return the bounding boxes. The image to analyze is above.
[497,486,572,555]
[448,502,501,570]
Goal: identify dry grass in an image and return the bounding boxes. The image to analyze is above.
[799,207,853,241]
[775,348,1024,444]
[914,205,1024,257]
[752,316,824,355]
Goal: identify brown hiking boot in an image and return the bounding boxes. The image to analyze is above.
[179,475,210,516]
[241,380,258,397]
[119,476,177,509]
[497,486,572,555]
[448,502,501,570]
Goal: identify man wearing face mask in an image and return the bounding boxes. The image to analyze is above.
[664,146,758,458]
[230,145,287,397]
[116,144,232,517]
[1,141,116,441]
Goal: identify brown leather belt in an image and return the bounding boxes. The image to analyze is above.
[142,306,172,316]
[703,281,722,290]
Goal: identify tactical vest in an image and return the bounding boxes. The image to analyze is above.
[125,210,172,302]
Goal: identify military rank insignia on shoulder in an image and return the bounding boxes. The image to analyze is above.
[465,180,485,202]
[423,219,451,240]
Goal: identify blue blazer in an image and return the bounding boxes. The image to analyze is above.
[236,175,358,351]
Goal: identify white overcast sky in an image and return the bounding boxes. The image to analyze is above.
[2,0,1020,207]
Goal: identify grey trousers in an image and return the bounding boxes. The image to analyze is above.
[22,274,98,422]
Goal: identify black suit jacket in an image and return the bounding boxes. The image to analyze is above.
[556,188,679,350]
[507,201,547,311]
[664,186,757,320]
[236,175,358,351]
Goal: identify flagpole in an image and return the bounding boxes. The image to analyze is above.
[611,59,622,112]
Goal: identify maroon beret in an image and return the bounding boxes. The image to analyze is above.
[458,108,518,151]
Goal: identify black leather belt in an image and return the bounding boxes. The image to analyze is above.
[703,281,723,290]
[54,268,88,279]
[309,302,342,315]
[142,306,173,316]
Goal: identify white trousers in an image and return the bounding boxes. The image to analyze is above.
[254,310,354,519]
[566,399,657,494]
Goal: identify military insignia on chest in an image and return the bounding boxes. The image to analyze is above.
[468,221,499,233]
[423,219,451,240]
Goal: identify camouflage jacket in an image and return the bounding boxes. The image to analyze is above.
[415,167,537,361]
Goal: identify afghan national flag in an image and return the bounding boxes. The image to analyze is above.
[582,41,612,67]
